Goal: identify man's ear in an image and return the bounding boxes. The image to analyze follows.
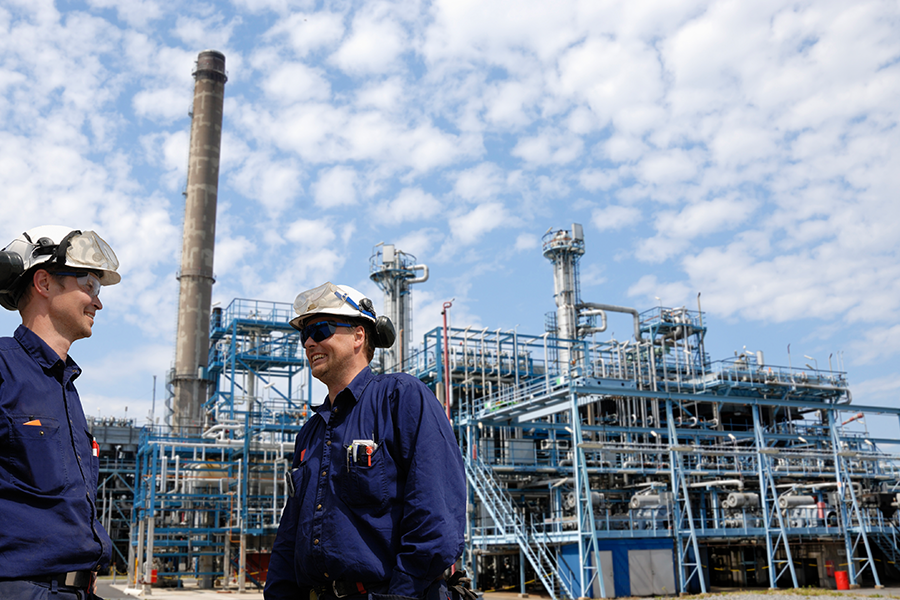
[353,325,367,349]
[31,269,54,300]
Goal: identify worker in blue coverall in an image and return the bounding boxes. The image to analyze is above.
[0,226,121,599]
[265,282,467,600]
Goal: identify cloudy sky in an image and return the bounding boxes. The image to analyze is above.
[1,0,898,432]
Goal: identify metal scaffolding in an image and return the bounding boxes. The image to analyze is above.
[119,224,900,597]
[129,299,308,591]
[409,309,900,597]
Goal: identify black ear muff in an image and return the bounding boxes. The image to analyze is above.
[0,251,25,311]
[374,316,395,348]
[0,251,24,289]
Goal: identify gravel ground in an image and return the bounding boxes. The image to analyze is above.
[93,580,900,600]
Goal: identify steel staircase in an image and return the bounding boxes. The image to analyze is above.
[871,525,900,580]
[466,455,576,600]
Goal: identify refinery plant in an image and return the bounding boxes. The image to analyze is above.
[86,52,900,597]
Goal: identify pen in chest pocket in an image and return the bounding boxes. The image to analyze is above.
[347,439,378,468]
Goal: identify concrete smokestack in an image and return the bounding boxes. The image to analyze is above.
[172,50,227,433]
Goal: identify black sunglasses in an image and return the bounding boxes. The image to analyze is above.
[301,320,353,344]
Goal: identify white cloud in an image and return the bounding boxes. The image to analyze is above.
[133,86,190,122]
[852,325,900,367]
[261,61,331,103]
[662,196,756,240]
[330,12,406,75]
[393,228,441,259]
[253,103,478,172]
[512,129,583,165]
[579,168,620,192]
[423,0,578,67]
[230,0,316,15]
[355,77,406,112]
[172,14,239,50]
[557,35,663,128]
[452,162,505,201]
[265,11,344,56]
[627,274,693,309]
[483,78,541,128]
[229,152,303,214]
[514,233,538,251]
[313,165,358,208]
[602,134,649,163]
[375,187,441,223]
[635,149,701,186]
[592,205,641,231]
[84,0,163,28]
[285,218,336,247]
[140,130,189,183]
[4,0,900,416]
[448,202,512,245]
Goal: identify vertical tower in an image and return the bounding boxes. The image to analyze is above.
[542,223,585,371]
[369,244,429,372]
[172,50,227,433]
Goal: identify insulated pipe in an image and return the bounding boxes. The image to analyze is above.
[578,309,607,337]
[723,493,759,508]
[687,479,745,490]
[778,495,817,508]
[629,494,664,509]
[577,303,643,341]
[408,264,429,284]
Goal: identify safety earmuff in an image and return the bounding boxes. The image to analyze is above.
[374,315,396,349]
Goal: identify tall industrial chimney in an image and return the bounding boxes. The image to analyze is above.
[172,50,227,433]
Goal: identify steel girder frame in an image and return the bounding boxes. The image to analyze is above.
[828,410,882,588]
[665,400,707,595]
[569,385,607,599]
[751,404,798,588]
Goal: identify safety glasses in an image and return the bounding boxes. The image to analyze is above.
[55,271,102,299]
[300,320,353,345]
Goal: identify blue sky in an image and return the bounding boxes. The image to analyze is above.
[1,0,899,433]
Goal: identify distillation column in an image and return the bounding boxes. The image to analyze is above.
[542,224,585,372]
[369,244,428,372]
[172,50,227,433]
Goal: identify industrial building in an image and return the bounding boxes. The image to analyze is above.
[90,222,900,597]
[90,51,900,597]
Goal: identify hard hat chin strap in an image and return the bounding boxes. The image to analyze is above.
[50,230,82,265]
[26,229,82,266]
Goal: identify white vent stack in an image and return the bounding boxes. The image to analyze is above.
[369,244,428,372]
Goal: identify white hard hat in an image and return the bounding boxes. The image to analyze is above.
[290,282,395,348]
[0,225,120,311]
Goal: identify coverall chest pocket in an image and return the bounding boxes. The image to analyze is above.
[344,440,386,507]
[289,454,313,501]
[8,415,67,494]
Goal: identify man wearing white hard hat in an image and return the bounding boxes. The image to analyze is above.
[0,226,120,599]
[266,282,468,600]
